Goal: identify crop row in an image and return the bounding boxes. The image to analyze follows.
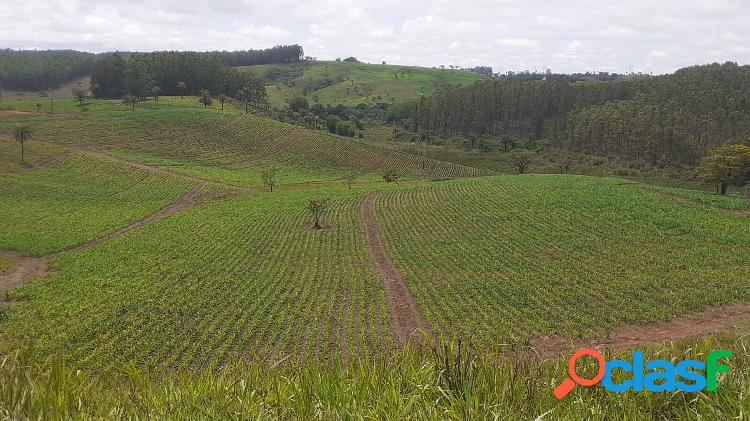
[0,153,193,255]
[1,188,393,371]
[372,175,750,349]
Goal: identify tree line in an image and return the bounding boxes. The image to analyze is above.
[0,46,303,94]
[0,49,95,91]
[90,51,265,103]
[208,45,304,67]
[389,62,750,164]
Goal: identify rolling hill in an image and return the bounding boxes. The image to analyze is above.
[237,61,487,107]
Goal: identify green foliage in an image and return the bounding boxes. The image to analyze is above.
[287,96,308,112]
[90,53,126,98]
[198,89,213,108]
[382,170,400,185]
[393,62,750,165]
[696,144,750,194]
[2,336,749,419]
[0,49,95,91]
[308,197,329,228]
[0,153,192,255]
[373,176,750,346]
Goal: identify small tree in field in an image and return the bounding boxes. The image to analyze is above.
[198,89,212,108]
[513,151,531,174]
[383,170,400,186]
[262,167,277,192]
[152,86,161,102]
[696,144,750,195]
[308,198,328,229]
[237,87,252,114]
[218,94,226,110]
[14,126,32,163]
[177,81,186,98]
[122,95,138,110]
[345,172,357,189]
[71,86,87,104]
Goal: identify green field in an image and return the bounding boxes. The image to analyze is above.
[0,153,192,256]
[237,61,486,107]
[2,94,750,418]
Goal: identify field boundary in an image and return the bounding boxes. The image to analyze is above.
[535,304,750,355]
[361,193,434,347]
[0,180,216,292]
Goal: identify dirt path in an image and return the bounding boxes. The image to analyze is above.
[0,252,46,290]
[361,193,434,347]
[536,304,750,355]
[0,181,212,292]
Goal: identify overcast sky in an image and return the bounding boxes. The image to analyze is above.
[2,0,748,74]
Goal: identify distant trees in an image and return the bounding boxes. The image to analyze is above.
[71,86,87,103]
[383,170,400,186]
[13,126,31,163]
[122,95,138,110]
[262,167,277,192]
[513,151,531,174]
[198,89,213,108]
[288,96,308,112]
[91,53,126,98]
[208,45,303,66]
[308,198,328,229]
[696,144,750,194]
[176,81,186,98]
[0,49,95,91]
[345,172,357,189]
[389,62,750,165]
[124,57,155,100]
[343,57,359,63]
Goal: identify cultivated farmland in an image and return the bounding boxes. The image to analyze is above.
[372,175,750,348]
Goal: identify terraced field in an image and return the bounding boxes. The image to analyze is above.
[1,188,392,370]
[0,105,489,187]
[371,175,750,349]
[0,153,193,255]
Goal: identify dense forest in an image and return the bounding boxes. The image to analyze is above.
[0,49,95,91]
[209,45,303,66]
[389,62,750,164]
[90,51,265,100]
[0,45,302,94]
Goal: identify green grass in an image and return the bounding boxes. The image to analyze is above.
[2,335,749,419]
[0,255,14,277]
[0,187,392,370]
[643,185,750,210]
[0,139,64,173]
[0,153,192,255]
[373,175,750,347]
[238,61,486,107]
[0,106,489,186]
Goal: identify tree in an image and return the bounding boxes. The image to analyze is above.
[262,166,277,192]
[696,144,750,195]
[90,52,126,98]
[176,81,186,98]
[152,86,161,102]
[14,126,32,163]
[237,87,252,114]
[71,86,87,103]
[124,57,155,100]
[122,95,138,110]
[288,96,308,112]
[345,172,357,189]
[383,170,400,186]
[513,151,531,174]
[218,93,226,110]
[198,89,212,108]
[308,198,329,229]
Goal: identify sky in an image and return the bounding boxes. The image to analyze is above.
[1,0,748,74]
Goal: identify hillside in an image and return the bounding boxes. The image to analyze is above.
[237,61,486,107]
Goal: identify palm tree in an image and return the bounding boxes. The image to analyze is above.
[176,81,186,99]
[14,126,32,163]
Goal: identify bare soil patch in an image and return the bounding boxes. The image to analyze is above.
[0,110,44,116]
[536,304,750,356]
[361,193,434,347]
[0,251,47,291]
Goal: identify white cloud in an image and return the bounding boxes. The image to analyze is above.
[0,0,748,74]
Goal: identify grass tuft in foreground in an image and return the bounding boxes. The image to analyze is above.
[1,336,748,419]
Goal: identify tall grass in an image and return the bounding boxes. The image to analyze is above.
[2,335,749,419]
